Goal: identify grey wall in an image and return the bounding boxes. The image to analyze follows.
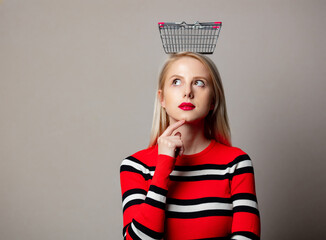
[1,0,325,239]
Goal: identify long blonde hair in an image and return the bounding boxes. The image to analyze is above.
[148,52,232,147]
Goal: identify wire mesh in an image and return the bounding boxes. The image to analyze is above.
[158,21,222,54]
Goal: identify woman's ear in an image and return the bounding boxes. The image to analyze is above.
[157,90,165,108]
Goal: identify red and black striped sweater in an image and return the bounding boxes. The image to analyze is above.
[120,139,260,239]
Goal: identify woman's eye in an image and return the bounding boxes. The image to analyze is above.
[172,79,181,85]
[195,80,205,87]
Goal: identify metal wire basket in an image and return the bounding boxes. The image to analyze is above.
[158,21,222,54]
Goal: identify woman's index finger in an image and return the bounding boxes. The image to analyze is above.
[161,120,185,136]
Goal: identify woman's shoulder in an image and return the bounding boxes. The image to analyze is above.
[122,144,158,166]
[213,141,251,163]
[219,142,248,154]
[132,144,158,159]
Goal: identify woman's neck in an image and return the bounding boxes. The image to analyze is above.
[169,118,211,155]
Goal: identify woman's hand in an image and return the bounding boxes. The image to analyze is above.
[157,120,185,158]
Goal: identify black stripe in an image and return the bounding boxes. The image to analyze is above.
[233,206,260,217]
[174,164,229,171]
[166,209,233,219]
[122,188,147,202]
[133,219,164,239]
[172,154,251,172]
[233,166,254,176]
[124,156,155,171]
[170,174,232,181]
[170,166,253,181]
[120,165,152,180]
[121,155,252,182]
[145,198,166,210]
[122,224,130,237]
[123,199,144,213]
[123,154,250,172]
[167,197,231,205]
[170,155,253,182]
[230,231,260,240]
[128,223,142,240]
[231,193,257,202]
[149,185,168,196]
[231,154,251,165]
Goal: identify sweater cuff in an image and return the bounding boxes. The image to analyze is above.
[151,154,175,190]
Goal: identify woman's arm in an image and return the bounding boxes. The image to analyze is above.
[229,154,261,240]
[120,120,184,239]
[120,154,174,240]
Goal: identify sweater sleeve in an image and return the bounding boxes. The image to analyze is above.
[229,154,261,240]
[120,154,175,240]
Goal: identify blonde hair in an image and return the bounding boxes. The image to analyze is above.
[148,52,232,147]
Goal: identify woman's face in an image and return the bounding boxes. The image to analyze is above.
[158,56,214,124]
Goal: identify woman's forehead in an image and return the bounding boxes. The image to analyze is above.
[166,57,211,79]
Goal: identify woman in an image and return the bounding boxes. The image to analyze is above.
[120,52,260,239]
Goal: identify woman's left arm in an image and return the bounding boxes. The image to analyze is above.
[229,153,261,240]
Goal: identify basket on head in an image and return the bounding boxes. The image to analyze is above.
[158,21,222,54]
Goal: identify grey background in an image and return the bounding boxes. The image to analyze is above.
[1,0,325,239]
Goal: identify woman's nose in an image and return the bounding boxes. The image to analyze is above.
[184,84,194,98]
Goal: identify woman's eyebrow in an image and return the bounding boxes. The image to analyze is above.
[169,74,183,79]
[169,74,208,80]
[194,76,208,80]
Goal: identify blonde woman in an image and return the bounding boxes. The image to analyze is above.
[120,52,260,239]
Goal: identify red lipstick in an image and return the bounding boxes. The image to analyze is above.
[178,102,195,111]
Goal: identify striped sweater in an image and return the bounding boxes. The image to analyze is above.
[120,139,260,239]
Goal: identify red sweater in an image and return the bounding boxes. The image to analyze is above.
[120,140,260,239]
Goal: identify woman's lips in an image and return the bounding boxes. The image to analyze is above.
[178,102,195,111]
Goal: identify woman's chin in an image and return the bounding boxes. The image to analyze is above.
[170,116,205,125]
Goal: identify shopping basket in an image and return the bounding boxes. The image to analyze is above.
[158,21,222,54]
